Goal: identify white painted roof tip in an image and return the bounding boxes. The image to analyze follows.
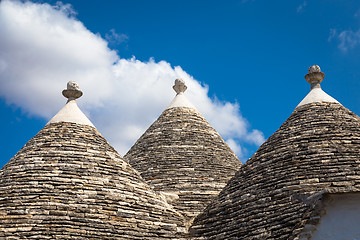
[296,87,340,108]
[166,79,196,110]
[296,65,340,108]
[166,92,197,110]
[46,81,95,127]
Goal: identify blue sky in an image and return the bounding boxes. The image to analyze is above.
[1,0,360,167]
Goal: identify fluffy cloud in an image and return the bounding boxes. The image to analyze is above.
[0,0,264,160]
[329,28,360,52]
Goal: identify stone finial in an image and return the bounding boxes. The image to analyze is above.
[305,65,325,88]
[308,65,321,73]
[67,81,80,91]
[62,81,83,101]
[173,79,187,94]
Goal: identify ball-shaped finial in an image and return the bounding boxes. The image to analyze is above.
[67,81,80,91]
[308,65,321,74]
[173,78,187,94]
[62,81,83,100]
[305,65,325,85]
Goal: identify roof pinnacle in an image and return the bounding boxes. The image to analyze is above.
[62,81,83,101]
[296,65,340,108]
[305,65,325,89]
[173,78,187,94]
[47,81,94,127]
[166,78,196,109]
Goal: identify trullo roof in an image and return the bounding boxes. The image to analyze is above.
[190,66,360,239]
[0,82,186,239]
[124,79,242,225]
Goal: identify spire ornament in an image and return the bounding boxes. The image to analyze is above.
[166,78,196,109]
[296,65,340,108]
[47,81,94,127]
[62,81,83,101]
[173,78,187,94]
[305,65,325,89]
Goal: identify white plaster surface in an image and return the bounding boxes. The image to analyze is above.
[47,100,95,127]
[311,194,360,240]
[166,92,196,110]
[297,87,340,108]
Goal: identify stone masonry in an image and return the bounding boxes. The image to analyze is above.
[0,122,186,239]
[190,102,360,239]
[125,106,242,227]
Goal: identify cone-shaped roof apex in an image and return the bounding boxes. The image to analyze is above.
[297,65,339,108]
[166,79,196,109]
[190,67,360,239]
[47,81,95,127]
[125,79,241,223]
[0,82,186,238]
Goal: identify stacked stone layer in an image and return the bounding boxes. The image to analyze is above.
[125,107,242,222]
[191,102,360,239]
[0,122,186,239]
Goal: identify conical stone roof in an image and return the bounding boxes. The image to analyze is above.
[190,66,360,239]
[124,79,242,224]
[0,82,186,239]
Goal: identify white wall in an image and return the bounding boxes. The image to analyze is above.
[311,193,360,240]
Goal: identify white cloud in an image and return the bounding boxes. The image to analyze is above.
[53,1,77,17]
[226,139,243,158]
[329,28,360,52]
[105,29,128,46]
[0,0,265,160]
[245,129,265,146]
